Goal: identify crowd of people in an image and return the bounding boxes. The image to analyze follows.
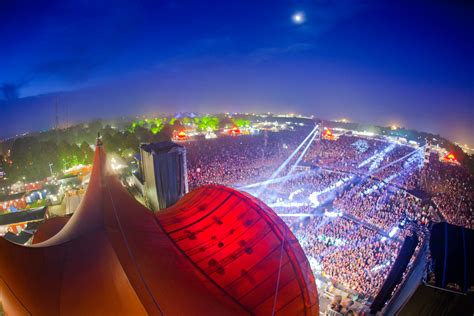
[416,157,474,229]
[293,216,400,298]
[258,171,349,209]
[302,134,473,229]
[303,134,384,172]
[333,180,431,233]
[185,129,312,190]
[182,125,473,303]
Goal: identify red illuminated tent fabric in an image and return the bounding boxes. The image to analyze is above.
[0,140,318,315]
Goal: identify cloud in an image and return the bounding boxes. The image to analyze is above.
[249,43,314,62]
[0,81,28,101]
[33,55,107,84]
[16,2,146,88]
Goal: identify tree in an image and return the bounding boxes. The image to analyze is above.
[182,117,192,126]
[157,124,173,140]
[134,126,153,143]
[195,116,219,131]
[219,117,233,129]
[80,141,93,164]
[233,119,250,128]
[102,132,120,154]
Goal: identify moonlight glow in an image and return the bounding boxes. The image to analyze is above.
[292,12,305,24]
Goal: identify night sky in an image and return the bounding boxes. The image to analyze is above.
[1,1,473,146]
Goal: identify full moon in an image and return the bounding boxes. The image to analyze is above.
[292,12,305,24]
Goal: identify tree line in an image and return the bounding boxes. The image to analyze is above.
[0,120,179,185]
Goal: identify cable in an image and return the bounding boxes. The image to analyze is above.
[271,227,288,316]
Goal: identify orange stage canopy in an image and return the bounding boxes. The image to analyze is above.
[0,140,318,315]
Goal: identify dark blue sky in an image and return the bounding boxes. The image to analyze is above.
[1,0,473,146]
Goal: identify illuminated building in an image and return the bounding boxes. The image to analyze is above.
[0,192,27,212]
[0,208,47,244]
[140,142,188,211]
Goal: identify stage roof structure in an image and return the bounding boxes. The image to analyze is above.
[0,139,318,315]
[0,207,46,226]
[443,152,459,164]
[322,128,334,140]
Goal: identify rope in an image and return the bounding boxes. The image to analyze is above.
[271,227,288,316]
